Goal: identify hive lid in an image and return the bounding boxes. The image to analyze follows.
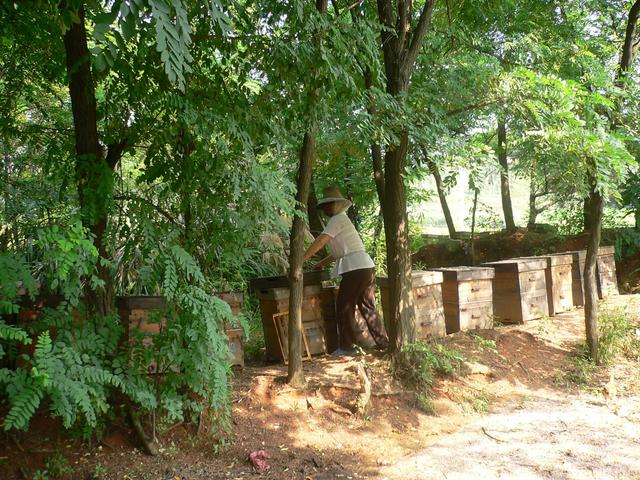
[377,270,443,288]
[522,254,573,267]
[554,250,586,262]
[116,296,167,310]
[598,245,615,256]
[433,266,495,281]
[481,258,547,272]
[249,271,330,291]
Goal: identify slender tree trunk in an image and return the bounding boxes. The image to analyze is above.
[583,197,592,232]
[528,188,538,225]
[583,181,602,364]
[62,4,114,315]
[470,188,479,266]
[364,68,385,205]
[382,132,415,352]
[424,151,456,238]
[287,0,328,386]
[307,181,325,237]
[583,0,640,362]
[497,117,516,232]
[636,209,640,230]
[287,132,316,387]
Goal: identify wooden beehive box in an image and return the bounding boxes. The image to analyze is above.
[529,254,574,316]
[481,258,549,324]
[554,250,586,307]
[117,294,245,369]
[597,246,619,299]
[433,267,494,334]
[377,271,446,339]
[250,273,334,362]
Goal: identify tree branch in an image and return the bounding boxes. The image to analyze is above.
[404,0,435,72]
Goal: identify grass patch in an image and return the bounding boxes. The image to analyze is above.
[536,314,557,336]
[598,307,640,364]
[470,333,497,353]
[393,340,464,413]
[447,385,491,413]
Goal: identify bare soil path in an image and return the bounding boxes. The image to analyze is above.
[380,393,640,480]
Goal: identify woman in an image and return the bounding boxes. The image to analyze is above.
[303,186,389,355]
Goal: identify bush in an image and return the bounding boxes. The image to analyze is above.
[598,307,639,364]
[0,223,237,438]
[394,341,464,392]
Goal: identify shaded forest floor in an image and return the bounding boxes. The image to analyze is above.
[2,295,639,480]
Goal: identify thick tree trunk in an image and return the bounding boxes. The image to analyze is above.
[62,4,114,316]
[375,0,435,353]
[287,131,316,387]
[424,152,456,239]
[583,183,602,364]
[497,117,516,233]
[382,132,415,352]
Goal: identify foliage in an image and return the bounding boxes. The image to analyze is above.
[0,253,37,315]
[394,341,464,392]
[597,307,638,365]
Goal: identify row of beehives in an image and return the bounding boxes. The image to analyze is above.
[375,246,619,339]
[246,247,620,363]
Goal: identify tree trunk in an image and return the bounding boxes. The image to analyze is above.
[582,0,640,362]
[62,4,114,316]
[497,117,516,233]
[583,196,592,232]
[364,67,385,205]
[376,0,436,353]
[382,132,415,353]
[583,182,602,364]
[470,188,479,266]
[424,152,456,239]
[528,188,538,225]
[287,131,316,387]
[307,182,325,237]
[287,0,328,387]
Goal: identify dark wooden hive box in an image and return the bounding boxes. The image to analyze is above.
[377,271,446,339]
[117,294,245,369]
[433,266,494,334]
[249,273,336,362]
[481,258,549,324]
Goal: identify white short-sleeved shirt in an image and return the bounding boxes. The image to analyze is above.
[322,212,375,277]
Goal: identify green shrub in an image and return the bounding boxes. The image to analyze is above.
[598,307,638,364]
[394,341,464,392]
[0,223,236,438]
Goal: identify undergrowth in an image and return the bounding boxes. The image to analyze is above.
[393,341,464,414]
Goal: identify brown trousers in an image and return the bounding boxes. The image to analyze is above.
[336,268,389,350]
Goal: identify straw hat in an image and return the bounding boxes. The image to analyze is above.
[317,186,352,211]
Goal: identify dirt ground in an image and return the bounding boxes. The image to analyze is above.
[1,295,639,480]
